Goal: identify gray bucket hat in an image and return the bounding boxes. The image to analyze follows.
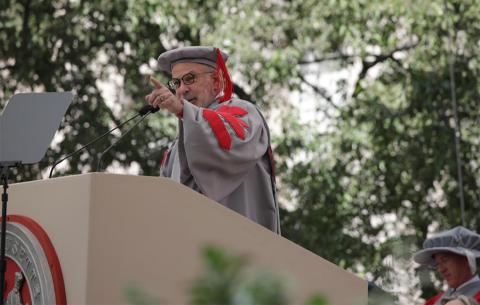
[413,226,480,274]
[157,46,229,74]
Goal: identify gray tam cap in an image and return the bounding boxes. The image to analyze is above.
[413,226,480,274]
[157,46,229,74]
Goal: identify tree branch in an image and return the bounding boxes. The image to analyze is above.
[21,0,32,52]
[352,43,419,98]
[233,83,255,103]
[298,73,340,111]
[299,53,357,65]
[0,64,15,71]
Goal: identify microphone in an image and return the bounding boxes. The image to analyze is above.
[138,104,159,115]
[48,105,158,178]
[96,112,151,172]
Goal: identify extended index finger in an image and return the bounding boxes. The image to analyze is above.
[149,76,165,89]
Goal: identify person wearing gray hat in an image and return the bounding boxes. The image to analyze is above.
[145,46,280,234]
[413,226,480,305]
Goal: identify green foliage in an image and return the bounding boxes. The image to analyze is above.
[276,1,480,296]
[304,295,329,305]
[124,284,161,305]
[2,1,480,303]
[125,245,327,305]
[0,0,176,180]
[190,245,290,305]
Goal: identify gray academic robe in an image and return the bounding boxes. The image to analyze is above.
[427,276,480,305]
[160,97,280,234]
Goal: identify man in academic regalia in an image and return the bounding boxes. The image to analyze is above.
[413,226,480,305]
[145,46,280,234]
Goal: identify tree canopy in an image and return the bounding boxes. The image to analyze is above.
[1,0,479,303]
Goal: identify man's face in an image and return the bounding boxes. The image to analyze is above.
[171,62,219,108]
[434,252,473,289]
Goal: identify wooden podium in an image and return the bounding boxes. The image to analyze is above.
[8,173,366,305]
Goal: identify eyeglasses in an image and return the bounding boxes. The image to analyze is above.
[168,71,213,90]
[432,255,452,269]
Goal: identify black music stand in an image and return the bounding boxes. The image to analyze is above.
[0,92,73,304]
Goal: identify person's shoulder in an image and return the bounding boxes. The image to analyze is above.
[227,97,254,106]
[225,98,262,114]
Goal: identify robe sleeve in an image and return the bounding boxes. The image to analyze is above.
[180,99,269,201]
[423,293,443,305]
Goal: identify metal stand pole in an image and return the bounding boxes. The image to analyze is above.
[0,166,9,305]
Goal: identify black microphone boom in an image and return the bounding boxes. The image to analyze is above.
[48,105,158,178]
[96,112,151,172]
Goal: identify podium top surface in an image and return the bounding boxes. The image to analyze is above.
[0,92,73,164]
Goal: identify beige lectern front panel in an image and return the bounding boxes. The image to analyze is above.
[9,173,367,305]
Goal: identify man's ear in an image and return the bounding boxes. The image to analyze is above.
[212,69,224,92]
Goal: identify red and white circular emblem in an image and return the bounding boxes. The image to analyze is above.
[2,215,66,305]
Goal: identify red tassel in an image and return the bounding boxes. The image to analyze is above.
[215,48,233,103]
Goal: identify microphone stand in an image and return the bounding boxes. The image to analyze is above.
[0,161,20,305]
[48,105,156,178]
[96,113,151,172]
